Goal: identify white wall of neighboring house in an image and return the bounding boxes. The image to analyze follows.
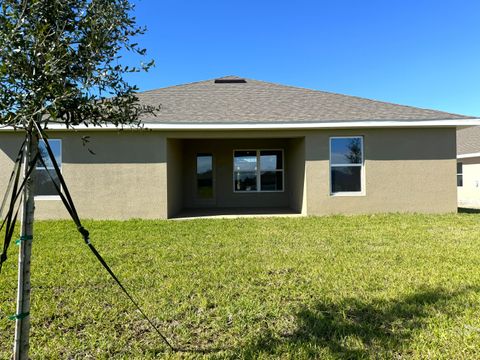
[458,157,480,208]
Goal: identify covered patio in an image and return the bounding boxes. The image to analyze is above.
[166,137,306,218]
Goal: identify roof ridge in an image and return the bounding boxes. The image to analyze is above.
[138,76,219,93]
[215,75,244,80]
[138,75,250,94]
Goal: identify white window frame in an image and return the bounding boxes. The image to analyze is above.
[35,139,62,200]
[233,149,285,193]
[329,136,365,196]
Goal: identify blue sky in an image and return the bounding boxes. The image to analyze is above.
[124,0,480,116]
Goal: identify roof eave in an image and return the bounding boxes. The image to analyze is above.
[1,118,479,131]
[136,118,480,130]
[458,152,480,159]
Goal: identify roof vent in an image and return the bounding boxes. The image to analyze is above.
[214,77,247,84]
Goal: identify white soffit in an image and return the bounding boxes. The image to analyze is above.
[458,152,480,159]
[1,118,480,131]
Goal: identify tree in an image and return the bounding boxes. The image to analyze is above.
[0,1,156,358]
[346,138,362,164]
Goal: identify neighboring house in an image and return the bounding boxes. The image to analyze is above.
[457,126,480,208]
[0,76,479,219]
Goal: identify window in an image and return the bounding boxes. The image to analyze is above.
[330,137,364,194]
[260,150,284,191]
[196,153,214,198]
[233,150,283,192]
[35,139,61,197]
[457,162,463,187]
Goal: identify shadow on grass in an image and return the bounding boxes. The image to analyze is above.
[239,286,478,358]
[458,207,480,214]
[152,286,478,357]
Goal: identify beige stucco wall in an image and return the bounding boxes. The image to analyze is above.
[457,157,480,208]
[305,127,457,215]
[286,138,306,214]
[0,127,457,219]
[0,134,25,210]
[166,139,183,217]
[0,130,168,220]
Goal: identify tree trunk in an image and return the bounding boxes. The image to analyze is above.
[13,124,37,360]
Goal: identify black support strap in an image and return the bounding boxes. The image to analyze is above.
[33,122,174,350]
[0,137,39,272]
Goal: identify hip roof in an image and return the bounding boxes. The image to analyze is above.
[137,75,471,124]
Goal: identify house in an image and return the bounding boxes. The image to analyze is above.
[0,76,478,219]
[457,126,480,208]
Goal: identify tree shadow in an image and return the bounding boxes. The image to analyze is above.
[240,286,479,359]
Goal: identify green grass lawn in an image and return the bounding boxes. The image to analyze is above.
[1,214,480,359]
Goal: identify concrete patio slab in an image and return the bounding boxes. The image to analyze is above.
[171,207,303,220]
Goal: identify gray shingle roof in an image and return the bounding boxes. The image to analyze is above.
[137,76,472,124]
[457,126,480,155]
